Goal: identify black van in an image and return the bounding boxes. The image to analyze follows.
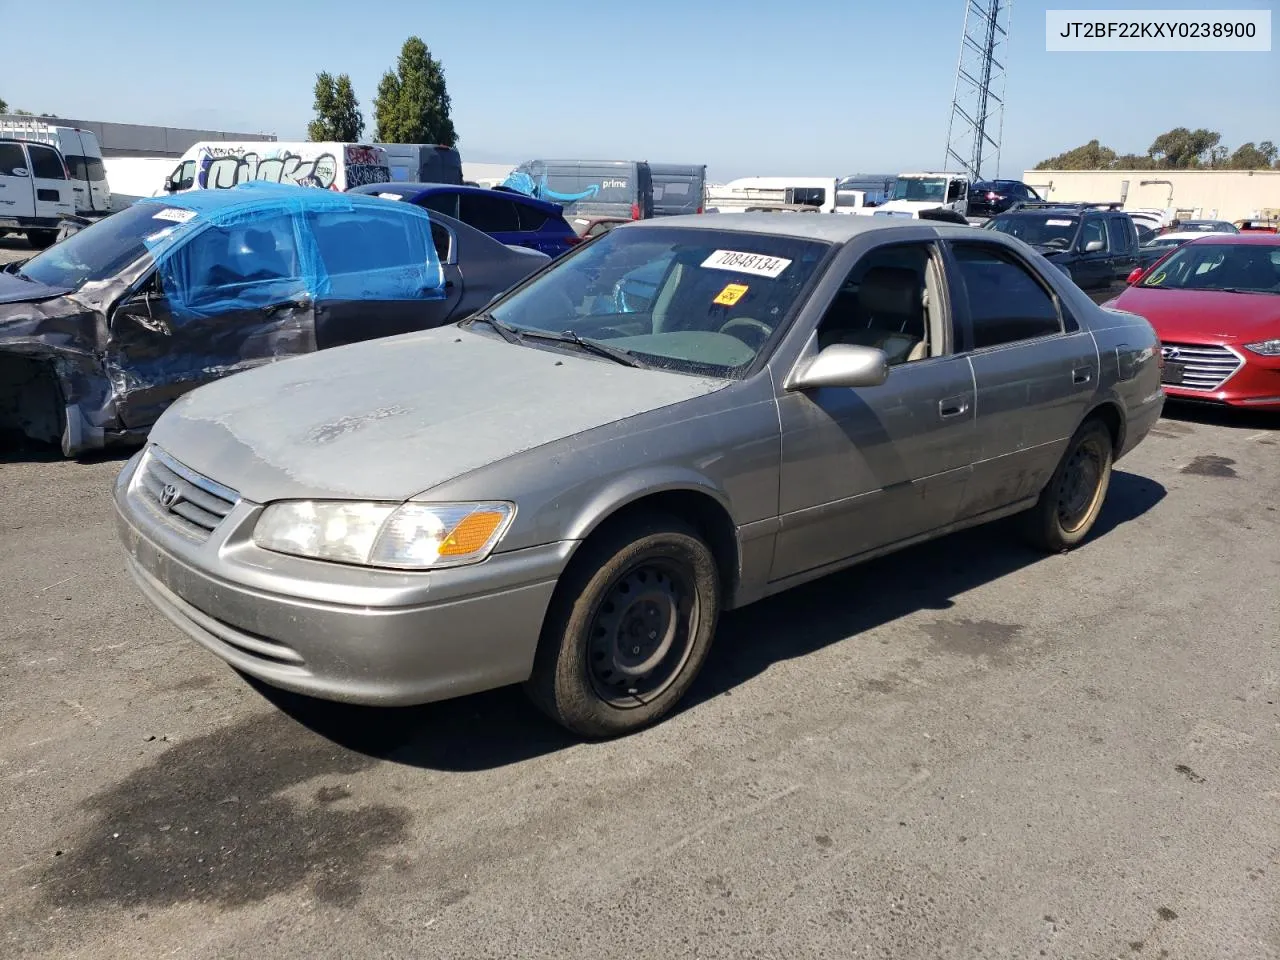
[506,160,653,220]
[377,144,463,185]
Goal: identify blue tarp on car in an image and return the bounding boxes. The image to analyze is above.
[135,182,446,320]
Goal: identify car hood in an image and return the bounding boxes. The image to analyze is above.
[0,270,74,305]
[147,325,729,504]
[1111,287,1280,342]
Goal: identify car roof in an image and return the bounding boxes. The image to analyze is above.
[625,212,985,244]
[1182,233,1280,246]
[352,181,565,215]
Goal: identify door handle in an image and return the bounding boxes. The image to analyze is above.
[939,396,970,419]
[1072,366,1093,385]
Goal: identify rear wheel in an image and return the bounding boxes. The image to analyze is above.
[1023,419,1114,552]
[524,513,720,737]
[26,230,57,250]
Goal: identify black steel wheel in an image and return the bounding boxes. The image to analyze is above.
[525,512,720,737]
[1023,418,1115,552]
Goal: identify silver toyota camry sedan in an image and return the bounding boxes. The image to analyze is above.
[114,214,1164,737]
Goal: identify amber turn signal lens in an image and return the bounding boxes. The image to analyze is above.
[438,510,508,556]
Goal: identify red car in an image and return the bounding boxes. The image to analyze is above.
[1106,235,1280,410]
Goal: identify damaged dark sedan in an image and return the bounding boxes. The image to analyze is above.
[1,181,548,455]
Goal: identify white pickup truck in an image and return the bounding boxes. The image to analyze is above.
[862,171,970,219]
[0,139,76,248]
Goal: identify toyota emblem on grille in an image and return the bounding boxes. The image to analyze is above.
[158,483,182,510]
[1161,346,1180,360]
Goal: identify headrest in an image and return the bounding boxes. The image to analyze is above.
[859,266,920,316]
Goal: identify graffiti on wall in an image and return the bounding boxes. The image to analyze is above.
[195,145,390,191]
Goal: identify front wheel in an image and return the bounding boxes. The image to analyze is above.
[524,513,720,737]
[1023,419,1114,552]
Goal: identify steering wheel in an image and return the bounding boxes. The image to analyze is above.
[716,316,772,348]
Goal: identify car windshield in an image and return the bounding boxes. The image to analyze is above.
[985,213,1079,248]
[1140,243,1280,293]
[1143,237,1185,248]
[485,226,830,378]
[17,203,171,289]
[889,178,946,202]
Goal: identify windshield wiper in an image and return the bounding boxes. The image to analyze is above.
[464,312,524,344]
[520,328,650,368]
[1215,287,1280,296]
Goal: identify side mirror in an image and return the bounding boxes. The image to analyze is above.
[1083,239,1106,253]
[785,343,889,391]
[1126,267,1144,284]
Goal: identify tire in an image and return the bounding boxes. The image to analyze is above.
[26,230,58,250]
[1023,419,1115,553]
[524,513,721,738]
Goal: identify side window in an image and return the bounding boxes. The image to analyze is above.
[307,208,442,301]
[1105,217,1129,253]
[419,191,459,219]
[429,220,452,262]
[787,186,826,207]
[0,142,27,176]
[946,180,965,203]
[459,193,520,233]
[157,213,303,318]
[27,145,66,180]
[1080,218,1107,251]
[950,243,1063,349]
[64,155,90,181]
[515,202,548,231]
[814,242,942,366]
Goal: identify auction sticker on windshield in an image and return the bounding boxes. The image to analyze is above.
[152,208,197,224]
[702,250,792,278]
[713,283,749,306]
[1046,218,1075,226]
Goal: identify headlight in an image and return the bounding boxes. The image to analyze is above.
[1244,338,1280,357]
[253,500,515,569]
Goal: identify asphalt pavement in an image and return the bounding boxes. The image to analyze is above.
[0,238,1277,960]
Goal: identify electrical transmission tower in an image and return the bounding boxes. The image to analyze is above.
[944,0,1012,180]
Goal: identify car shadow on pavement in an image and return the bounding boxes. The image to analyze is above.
[255,470,1166,771]
[0,434,137,464]
[1159,401,1279,432]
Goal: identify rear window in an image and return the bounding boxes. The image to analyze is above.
[419,192,459,219]
[515,202,549,231]
[64,155,106,182]
[27,144,66,179]
[459,192,520,232]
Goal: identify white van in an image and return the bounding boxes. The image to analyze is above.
[870,171,970,218]
[705,177,841,214]
[163,142,392,194]
[0,117,108,216]
[0,138,76,248]
[102,157,175,211]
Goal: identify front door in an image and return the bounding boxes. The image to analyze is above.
[771,240,976,583]
[1070,216,1113,295]
[106,210,316,428]
[944,240,1100,519]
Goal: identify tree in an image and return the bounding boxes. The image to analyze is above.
[1226,141,1278,170]
[307,72,364,142]
[373,36,457,145]
[1148,127,1220,168]
[0,95,6,113]
[1034,139,1117,170]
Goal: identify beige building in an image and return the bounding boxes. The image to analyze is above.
[1020,168,1280,222]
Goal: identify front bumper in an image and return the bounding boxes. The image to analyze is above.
[113,450,572,706]
[1163,350,1280,409]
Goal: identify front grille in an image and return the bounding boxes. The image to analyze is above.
[1160,342,1243,392]
[135,447,239,540]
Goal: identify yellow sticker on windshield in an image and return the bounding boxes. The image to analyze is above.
[1148,270,1167,286]
[714,283,749,306]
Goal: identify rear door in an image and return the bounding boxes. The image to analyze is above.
[25,143,75,221]
[307,205,460,349]
[0,141,36,221]
[944,240,1098,519]
[1105,215,1138,292]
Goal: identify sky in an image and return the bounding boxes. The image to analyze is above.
[2,0,1276,181]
